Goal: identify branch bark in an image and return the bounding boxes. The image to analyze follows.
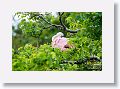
[62,56,102,64]
[58,12,67,30]
[32,13,80,33]
[58,12,80,33]
[66,29,80,33]
[38,14,63,28]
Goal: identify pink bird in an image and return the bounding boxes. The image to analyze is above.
[52,32,69,51]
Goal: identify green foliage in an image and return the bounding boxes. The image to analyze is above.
[12,38,102,71]
[12,12,102,71]
[65,12,102,40]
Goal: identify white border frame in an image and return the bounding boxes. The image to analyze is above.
[0,0,114,83]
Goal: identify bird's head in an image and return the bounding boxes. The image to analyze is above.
[52,32,64,41]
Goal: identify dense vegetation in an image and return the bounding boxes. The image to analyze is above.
[12,12,102,71]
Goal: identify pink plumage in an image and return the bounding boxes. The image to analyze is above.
[52,32,68,51]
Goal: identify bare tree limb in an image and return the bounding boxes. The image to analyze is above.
[38,14,63,28]
[31,13,80,33]
[42,25,53,29]
[58,12,66,30]
[58,12,80,33]
[66,29,80,33]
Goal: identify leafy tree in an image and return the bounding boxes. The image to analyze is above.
[12,12,102,71]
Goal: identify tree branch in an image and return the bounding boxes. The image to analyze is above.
[58,12,66,30]
[32,13,80,33]
[66,29,80,33]
[61,56,102,64]
[38,14,63,28]
[58,12,80,33]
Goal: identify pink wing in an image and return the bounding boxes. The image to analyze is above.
[52,36,68,51]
